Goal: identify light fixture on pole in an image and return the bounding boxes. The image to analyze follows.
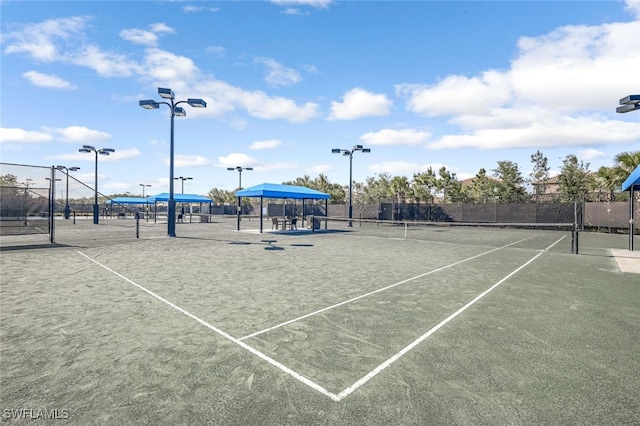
[616,94,640,114]
[332,144,371,227]
[174,176,193,194]
[227,166,253,190]
[79,145,114,224]
[616,94,639,251]
[139,88,206,237]
[139,183,152,197]
[56,165,80,219]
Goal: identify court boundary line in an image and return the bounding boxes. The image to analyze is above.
[77,235,563,403]
[76,251,342,402]
[239,234,539,341]
[332,236,563,401]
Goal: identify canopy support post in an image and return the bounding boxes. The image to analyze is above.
[260,196,264,233]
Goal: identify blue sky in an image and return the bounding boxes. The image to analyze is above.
[1,0,639,197]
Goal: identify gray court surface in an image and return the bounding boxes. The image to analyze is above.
[1,217,639,425]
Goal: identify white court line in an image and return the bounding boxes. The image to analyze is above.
[332,236,564,401]
[76,251,342,402]
[239,235,538,341]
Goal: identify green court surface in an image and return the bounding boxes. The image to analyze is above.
[1,218,639,425]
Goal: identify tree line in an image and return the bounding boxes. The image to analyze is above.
[1,150,637,206]
[207,150,639,205]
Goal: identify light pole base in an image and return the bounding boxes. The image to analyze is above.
[93,204,99,224]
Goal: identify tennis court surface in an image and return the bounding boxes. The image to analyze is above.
[1,217,639,424]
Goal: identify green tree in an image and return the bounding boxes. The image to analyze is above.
[412,167,437,203]
[529,150,550,202]
[588,166,617,201]
[468,168,496,203]
[612,150,640,188]
[558,154,590,201]
[208,188,234,204]
[493,160,527,203]
[437,166,459,203]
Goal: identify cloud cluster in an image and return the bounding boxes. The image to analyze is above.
[394,9,640,150]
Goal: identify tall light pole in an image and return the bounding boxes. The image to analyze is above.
[79,145,115,224]
[139,183,152,197]
[228,166,253,229]
[617,94,639,251]
[174,176,193,194]
[332,144,371,227]
[227,166,253,190]
[56,165,80,219]
[139,87,206,237]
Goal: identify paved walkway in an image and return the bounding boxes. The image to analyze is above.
[611,249,640,274]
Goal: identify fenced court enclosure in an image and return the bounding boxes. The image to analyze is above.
[1,209,639,424]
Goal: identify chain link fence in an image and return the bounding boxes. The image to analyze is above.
[1,163,142,249]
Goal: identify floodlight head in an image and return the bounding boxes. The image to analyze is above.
[83,145,95,150]
[245,167,254,171]
[99,151,111,156]
[69,167,80,171]
[362,148,371,153]
[79,148,91,153]
[354,144,363,150]
[332,148,341,154]
[187,98,207,108]
[174,106,186,117]
[619,94,640,105]
[101,148,115,153]
[56,165,64,170]
[158,87,175,99]
[342,151,350,156]
[227,167,236,171]
[139,100,160,109]
[617,104,640,113]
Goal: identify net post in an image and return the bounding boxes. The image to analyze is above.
[571,223,579,254]
[135,212,140,238]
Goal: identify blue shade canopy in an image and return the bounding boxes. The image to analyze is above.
[236,183,330,200]
[106,197,151,204]
[146,193,212,203]
[621,165,640,192]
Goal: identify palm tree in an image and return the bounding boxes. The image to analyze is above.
[612,151,640,188]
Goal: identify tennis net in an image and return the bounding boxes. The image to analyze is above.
[311,216,578,253]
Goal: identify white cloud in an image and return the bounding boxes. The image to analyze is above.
[578,148,606,161]
[270,0,332,8]
[249,139,282,150]
[120,23,174,46]
[0,127,52,144]
[2,16,89,62]
[626,0,640,18]
[254,57,302,87]
[206,46,226,58]
[361,129,431,146]
[119,29,159,46]
[397,15,640,151]
[231,87,321,122]
[72,45,141,78]
[173,155,210,167]
[183,6,220,13]
[22,70,77,89]
[142,48,200,82]
[41,126,112,143]
[428,115,640,149]
[218,153,260,168]
[329,88,392,120]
